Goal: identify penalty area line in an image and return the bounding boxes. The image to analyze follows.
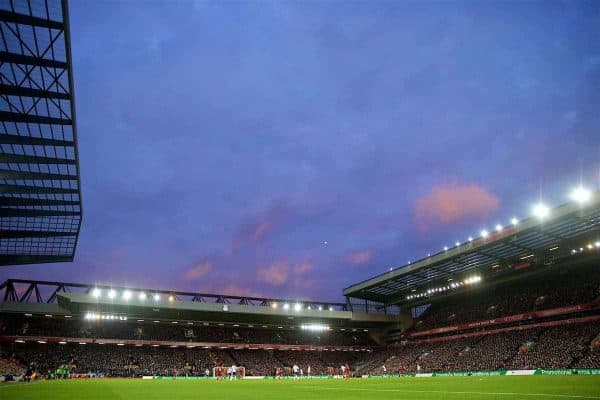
[294,385,600,399]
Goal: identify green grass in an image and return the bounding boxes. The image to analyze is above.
[1,376,599,400]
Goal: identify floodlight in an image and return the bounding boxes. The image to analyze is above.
[455,242,460,247]
[107,289,116,299]
[480,230,489,238]
[318,306,323,311]
[569,187,591,204]
[329,306,334,311]
[139,292,146,301]
[283,303,290,310]
[91,288,101,298]
[495,224,503,232]
[532,203,550,219]
[443,246,448,251]
[271,302,278,309]
[153,294,160,301]
[468,236,473,242]
[595,241,600,248]
[122,290,132,301]
[511,217,519,226]
[294,303,302,311]
[168,295,175,302]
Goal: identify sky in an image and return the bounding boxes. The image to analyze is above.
[2,0,600,301]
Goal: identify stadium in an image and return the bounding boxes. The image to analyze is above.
[1,0,599,399]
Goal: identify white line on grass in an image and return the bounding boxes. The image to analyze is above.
[295,385,600,399]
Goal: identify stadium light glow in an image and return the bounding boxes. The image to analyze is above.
[443,246,448,251]
[495,224,503,232]
[329,306,334,311]
[138,292,146,301]
[455,242,460,247]
[107,289,116,299]
[587,244,594,250]
[511,217,519,226]
[153,294,160,302]
[318,306,323,311]
[283,303,290,310]
[595,241,600,248]
[168,295,175,302]
[92,288,101,298]
[300,324,330,332]
[532,203,550,219]
[271,302,278,309]
[468,236,473,242]
[122,290,132,301]
[294,303,302,311]
[481,229,489,238]
[569,187,592,204]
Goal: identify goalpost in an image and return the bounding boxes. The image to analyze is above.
[212,366,246,379]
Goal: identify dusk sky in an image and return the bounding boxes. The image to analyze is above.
[2,0,599,301]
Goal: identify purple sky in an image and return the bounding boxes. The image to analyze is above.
[2,1,600,301]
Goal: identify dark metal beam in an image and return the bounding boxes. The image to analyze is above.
[0,84,70,100]
[0,230,76,238]
[0,135,74,147]
[0,10,63,30]
[0,197,79,207]
[0,208,79,217]
[0,51,67,69]
[0,169,77,181]
[0,111,72,125]
[0,255,72,266]
[0,184,78,195]
[0,153,76,165]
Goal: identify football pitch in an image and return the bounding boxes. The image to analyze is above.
[1,376,599,400]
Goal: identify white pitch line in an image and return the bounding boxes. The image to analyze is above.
[295,385,600,399]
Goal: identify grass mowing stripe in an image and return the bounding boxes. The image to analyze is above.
[295,385,600,399]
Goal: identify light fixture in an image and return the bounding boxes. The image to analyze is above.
[92,288,101,298]
[271,302,278,309]
[294,303,302,311]
[532,203,550,219]
[122,290,132,301]
[468,236,473,242]
[108,290,116,299]
[283,303,290,310]
[511,217,519,225]
[138,292,147,301]
[495,224,503,232]
[153,294,160,302]
[569,187,591,204]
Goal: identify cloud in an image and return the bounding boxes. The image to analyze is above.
[345,249,372,266]
[258,260,289,286]
[184,260,213,281]
[218,284,263,298]
[414,183,500,231]
[295,261,314,274]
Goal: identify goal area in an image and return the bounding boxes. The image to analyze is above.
[212,366,246,379]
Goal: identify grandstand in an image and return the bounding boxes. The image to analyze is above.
[1,194,599,383]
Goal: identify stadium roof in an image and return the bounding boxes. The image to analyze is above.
[344,191,600,305]
[0,0,82,265]
[0,279,398,330]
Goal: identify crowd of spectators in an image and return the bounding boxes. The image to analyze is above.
[363,321,600,374]
[414,267,600,331]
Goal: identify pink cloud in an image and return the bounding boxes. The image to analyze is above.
[184,260,213,281]
[218,284,263,298]
[258,260,289,286]
[414,183,500,232]
[345,249,372,266]
[295,261,314,274]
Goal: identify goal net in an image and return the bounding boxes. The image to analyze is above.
[212,366,246,379]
